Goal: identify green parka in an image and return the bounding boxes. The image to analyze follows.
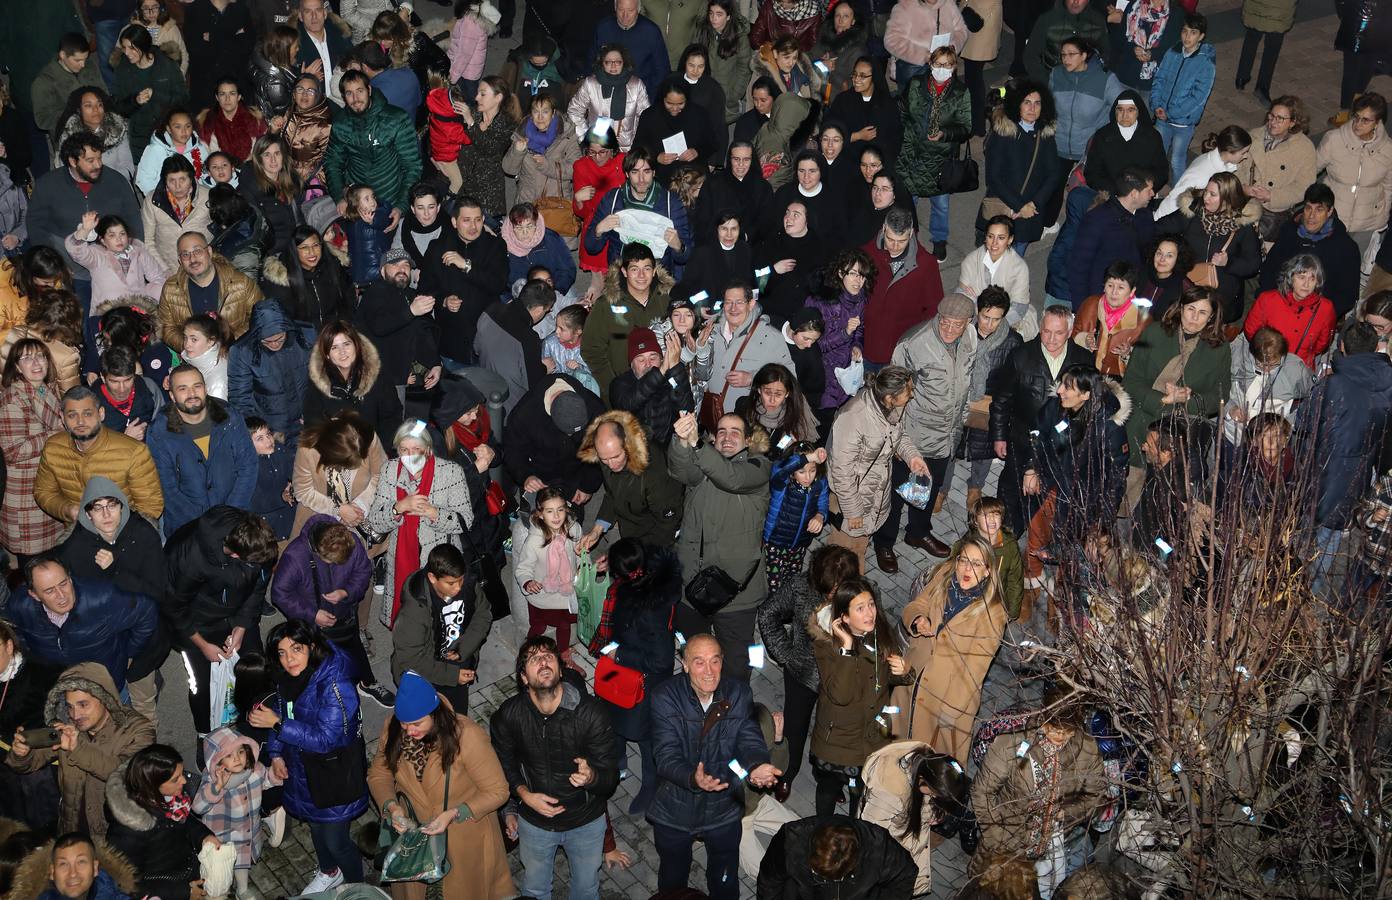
[323,90,423,212]
[896,75,971,197]
[1242,0,1297,34]
[696,18,754,124]
[1120,320,1232,467]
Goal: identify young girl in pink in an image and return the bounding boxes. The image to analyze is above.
[64,210,168,317]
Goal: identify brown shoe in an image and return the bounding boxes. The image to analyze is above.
[932,492,946,514]
[875,544,899,574]
[966,487,983,514]
[905,534,951,557]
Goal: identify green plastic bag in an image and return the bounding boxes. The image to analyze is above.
[379,771,451,884]
[575,550,608,648]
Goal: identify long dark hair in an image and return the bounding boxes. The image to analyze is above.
[301,410,374,470]
[704,0,746,58]
[25,290,83,347]
[1159,285,1226,347]
[232,651,275,717]
[12,247,71,298]
[384,702,461,773]
[1057,364,1108,428]
[287,225,346,298]
[124,744,184,816]
[56,86,114,136]
[265,620,332,681]
[817,247,876,299]
[747,362,811,446]
[828,576,900,656]
[898,750,969,839]
[0,338,58,390]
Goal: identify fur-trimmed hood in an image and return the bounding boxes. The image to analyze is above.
[104,758,156,833]
[577,409,652,475]
[1100,377,1132,426]
[989,105,1057,140]
[7,832,137,900]
[1174,188,1263,226]
[43,662,137,733]
[92,293,157,320]
[600,261,676,304]
[805,601,836,644]
[308,331,384,400]
[260,243,350,288]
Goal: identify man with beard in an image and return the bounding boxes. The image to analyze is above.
[355,249,443,406]
[489,636,619,900]
[416,196,509,370]
[146,365,258,534]
[26,131,143,302]
[156,232,264,350]
[36,387,163,527]
[324,71,421,220]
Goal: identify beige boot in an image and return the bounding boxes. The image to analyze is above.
[966,487,983,515]
[932,492,946,514]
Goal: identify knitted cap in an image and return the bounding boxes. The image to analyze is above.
[628,327,660,362]
[394,671,440,722]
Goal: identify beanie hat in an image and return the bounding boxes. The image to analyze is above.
[628,327,660,362]
[394,671,439,722]
[381,247,414,268]
[550,389,591,436]
[938,292,977,321]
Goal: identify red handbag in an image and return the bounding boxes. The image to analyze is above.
[594,654,645,708]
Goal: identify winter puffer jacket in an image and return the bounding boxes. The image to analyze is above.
[669,440,771,614]
[1050,57,1123,161]
[892,314,979,459]
[105,759,215,900]
[757,571,824,693]
[134,129,211,195]
[163,505,265,647]
[271,512,372,624]
[1243,288,1337,369]
[259,247,356,332]
[647,674,771,832]
[34,425,164,524]
[1149,42,1216,127]
[806,289,867,409]
[323,90,423,212]
[808,606,911,768]
[1300,351,1392,530]
[1317,121,1392,235]
[490,676,620,832]
[426,87,469,162]
[827,387,919,536]
[247,45,297,121]
[566,75,650,153]
[763,452,829,548]
[1242,0,1296,34]
[227,300,311,441]
[147,398,259,534]
[265,644,370,824]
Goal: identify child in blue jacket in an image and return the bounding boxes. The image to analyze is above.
[1150,14,1218,187]
[340,184,394,287]
[762,443,830,597]
[246,416,296,540]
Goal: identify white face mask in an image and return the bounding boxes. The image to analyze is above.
[931,67,954,82]
[400,453,427,475]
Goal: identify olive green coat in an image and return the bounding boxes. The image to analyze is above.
[896,75,971,197]
[1120,321,1232,467]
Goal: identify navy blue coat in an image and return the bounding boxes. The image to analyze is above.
[648,674,771,832]
[265,644,370,823]
[1069,197,1156,310]
[506,229,578,295]
[227,300,312,442]
[2,577,158,692]
[1299,352,1392,530]
[589,15,669,98]
[762,453,829,548]
[146,399,259,535]
[581,185,693,272]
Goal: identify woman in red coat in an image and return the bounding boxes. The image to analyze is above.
[1243,253,1337,370]
[572,127,626,274]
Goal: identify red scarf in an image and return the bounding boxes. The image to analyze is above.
[163,791,192,822]
[391,456,436,626]
[450,409,491,451]
[101,384,135,417]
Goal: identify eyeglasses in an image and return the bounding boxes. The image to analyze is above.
[293,86,318,96]
[1354,115,1380,125]
[956,556,989,572]
[179,247,209,260]
[87,501,123,514]
[1267,112,1291,122]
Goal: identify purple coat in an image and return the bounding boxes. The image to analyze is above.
[270,513,373,624]
[806,289,866,408]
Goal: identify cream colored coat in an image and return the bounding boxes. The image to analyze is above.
[1317,121,1392,234]
[891,564,1008,766]
[961,0,1003,62]
[860,740,939,895]
[1238,127,1317,215]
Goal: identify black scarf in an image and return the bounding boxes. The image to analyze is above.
[275,662,315,704]
[595,69,631,123]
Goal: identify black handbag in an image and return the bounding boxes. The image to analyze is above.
[308,552,359,644]
[300,680,368,809]
[684,532,760,617]
[458,512,510,620]
[938,141,980,195]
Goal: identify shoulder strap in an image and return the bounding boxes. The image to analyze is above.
[1019,133,1041,195]
[716,320,761,410]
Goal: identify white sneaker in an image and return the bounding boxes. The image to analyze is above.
[300,868,344,894]
[263,806,287,848]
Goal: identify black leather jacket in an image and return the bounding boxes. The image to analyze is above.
[987,339,1093,450]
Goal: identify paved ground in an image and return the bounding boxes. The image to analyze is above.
[146,1,1383,897]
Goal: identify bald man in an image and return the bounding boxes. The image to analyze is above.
[577,410,685,550]
[646,633,781,898]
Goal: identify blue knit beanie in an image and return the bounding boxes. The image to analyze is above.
[394,671,440,722]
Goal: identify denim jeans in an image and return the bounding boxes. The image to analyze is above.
[895,60,927,94]
[1154,120,1195,191]
[516,813,606,900]
[93,18,124,88]
[653,817,743,899]
[307,820,364,882]
[1312,526,1344,600]
[927,194,951,243]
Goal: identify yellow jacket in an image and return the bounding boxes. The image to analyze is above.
[35,426,164,523]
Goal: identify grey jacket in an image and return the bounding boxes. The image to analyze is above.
[668,440,770,613]
[0,164,25,246]
[891,315,980,459]
[826,387,919,536]
[694,306,795,413]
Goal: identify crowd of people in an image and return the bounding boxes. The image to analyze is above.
[0,0,1388,898]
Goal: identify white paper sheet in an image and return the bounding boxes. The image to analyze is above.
[662,132,688,155]
[930,33,952,51]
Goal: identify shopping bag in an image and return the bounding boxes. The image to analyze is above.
[833,359,865,396]
[574,551,607,648]
[208,651,239,729]
[896,475,934,510]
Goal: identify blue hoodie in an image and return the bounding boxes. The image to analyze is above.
[1050,57,1124,161]
[1149,42,1216,127]
[227,300,311,442]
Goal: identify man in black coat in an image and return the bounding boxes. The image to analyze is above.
[988,305,1093,536]
[757,814,918,899]
[1260,184,1363,319]
[1082,90,1169,196]
[1068,169,1157,310]
[416,196,509,370]
[474,278,555,417]
[608,326,693,446]
[504,373,606,505]
[354,249,442,403]
[164,507,278,738]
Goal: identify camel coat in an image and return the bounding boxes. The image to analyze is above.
[367,711,515,900]
[289,436,389,541]
[891,564,1008,766]
[961,0,1004,62]
[1317,121,1392,235]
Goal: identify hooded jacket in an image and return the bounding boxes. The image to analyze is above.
[265,644,370,824]
[57,476,169,679]
[669,438,771,613]
[581,263,676,394]
[754,92,815,192]
[892,315,980,460]
[104,758,214,900]
[259,247,355,332]
[696,16,754,123]
[5,663,155,838]
[1149,41,1216,127]
[1050,56,1124,160]
[163,505,265,646]
[1300,351,1392,529]
[323,90,423,212]
[303,333,402,454]
[579,410,685,545]
[7,825,138,900]
[146,397,258,535]
[502,374,606,496]
[1082,89,1169,195]
[227,300,311,441]
[1023,0,1108,82]
[191,729,282,869]
[272,512,372,624]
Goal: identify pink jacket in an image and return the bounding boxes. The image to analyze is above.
[63,235,169,316]
[449,14,490,83]
[885,0,969,66]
